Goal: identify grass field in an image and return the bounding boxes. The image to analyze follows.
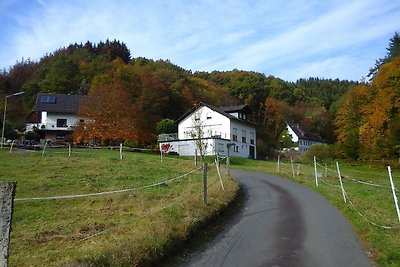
[0,147,238,266]
[229,157,400,267]
[2,147,400,266]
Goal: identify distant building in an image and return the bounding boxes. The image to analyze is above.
[285,122,323,152]
[26,93,85,142]
[158,103,257,159]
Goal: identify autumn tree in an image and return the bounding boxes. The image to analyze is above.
[73,84,137,145]
[335,84,367,159]
[336,57,400,159]
[360,57,400,157]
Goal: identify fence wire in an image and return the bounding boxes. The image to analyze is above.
[13,154,228,263]
[313,159,400,229]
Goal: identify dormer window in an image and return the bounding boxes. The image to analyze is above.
[238,113,246,120]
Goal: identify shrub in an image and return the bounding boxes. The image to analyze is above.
[24,131,40,141]
[304,144,337,162]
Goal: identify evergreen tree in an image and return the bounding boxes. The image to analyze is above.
[368,32,400,79]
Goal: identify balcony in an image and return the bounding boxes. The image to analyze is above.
[26,123,76,132]
[158,133,179,142]
[158,130,229,142]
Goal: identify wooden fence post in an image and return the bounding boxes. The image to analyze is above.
[277,156,280,173]
[41,140,47,157]
[194,149,198,167]
[290,156,295,178]
[227,152,230,177]
[9,141,14,154]
[202,163,208,205]
[0,182,16,267]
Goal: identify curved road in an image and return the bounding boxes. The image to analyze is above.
[183,170,372,267]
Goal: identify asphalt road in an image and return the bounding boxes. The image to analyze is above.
[183,170,373,267]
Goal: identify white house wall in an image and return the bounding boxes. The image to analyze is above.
[174,105,257,159]
[26,113,81,132]
[298,139,321,152]
[178,106,231,140]
[287,125,299,142]
[44,113,80,130]
[230,120,256,158]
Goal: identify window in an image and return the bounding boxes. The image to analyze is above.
[194,112,200,121]
[242,130,247,143]
[40,95,56,103]
[232,128,238,141]
[206,112,212,119]
[250,132,255,144]
[57,119,67,128]
[218,143,224,152]
[234,145,239,152]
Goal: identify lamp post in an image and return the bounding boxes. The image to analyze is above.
[1,92,24,148]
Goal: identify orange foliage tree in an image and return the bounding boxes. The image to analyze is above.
[73,84,137,145]
[335,57,400,159]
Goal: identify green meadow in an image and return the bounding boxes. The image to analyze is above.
[230,157,400,267]
[2,147,400,266]
[0,148,238,266]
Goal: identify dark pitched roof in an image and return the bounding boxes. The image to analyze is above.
[35,93,86,114]
[221,104,251,114]
[287,122,323,143]
[177,102,256,126]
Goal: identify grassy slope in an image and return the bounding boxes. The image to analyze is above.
[229,157,400,267]
[0,148,238,266]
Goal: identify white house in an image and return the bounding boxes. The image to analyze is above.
[285,122,323,152]
[26,93,85,142]
[159,103,257,159]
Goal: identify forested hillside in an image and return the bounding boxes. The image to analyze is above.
[1,34,399,158]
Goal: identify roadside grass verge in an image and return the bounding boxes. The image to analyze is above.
[229,157,400,267]
[0,148,238,266]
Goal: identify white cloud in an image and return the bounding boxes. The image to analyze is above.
[1,0,399,81]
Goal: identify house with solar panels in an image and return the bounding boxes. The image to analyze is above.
[158,103,257,159]
[26,93,86,142]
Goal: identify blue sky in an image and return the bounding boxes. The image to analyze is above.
[1,0,399,81]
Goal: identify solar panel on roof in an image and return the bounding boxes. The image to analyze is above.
[40,95,56,103]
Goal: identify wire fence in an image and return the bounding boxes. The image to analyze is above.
[276,156,400,230]
[2,148,232,266]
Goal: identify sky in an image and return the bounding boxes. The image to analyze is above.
[0,0,399,82]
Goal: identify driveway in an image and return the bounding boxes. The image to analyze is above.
[183,170,372,267]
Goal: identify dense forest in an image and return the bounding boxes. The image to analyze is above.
[1,34,399,159]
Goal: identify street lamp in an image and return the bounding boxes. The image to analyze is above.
[1,91,25,148]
